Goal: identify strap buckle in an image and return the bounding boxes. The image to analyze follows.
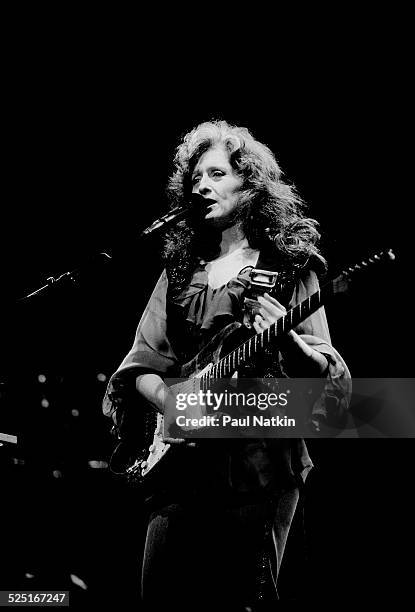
[243,268,279,329]
[249,268,279,290]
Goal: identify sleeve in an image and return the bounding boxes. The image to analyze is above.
[102,269,178,427]
[285,269,352,431]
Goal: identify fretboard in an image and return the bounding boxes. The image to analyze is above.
[204,282,334,381]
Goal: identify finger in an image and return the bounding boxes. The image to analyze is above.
[259,294,287,314]
[263,293,287,311]
[253,314,266,333]
[253,320,263,334]
[254,314,269,330]
[257,298,285,319]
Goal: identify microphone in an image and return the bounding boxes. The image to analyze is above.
[140,194,211,237]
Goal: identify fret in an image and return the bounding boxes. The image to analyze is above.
[301,300,310,319]
[290,304,299,328]
[309,291,321,312]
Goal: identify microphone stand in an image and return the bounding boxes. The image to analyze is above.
[18,201,197,302]
[17,194,208,303]
[17,252,113,303]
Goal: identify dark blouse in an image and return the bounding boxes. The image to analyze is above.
[103,262,351,493]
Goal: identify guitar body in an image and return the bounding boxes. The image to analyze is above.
[114,322,247,490]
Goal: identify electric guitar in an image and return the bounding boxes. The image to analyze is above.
[110,249,395,491]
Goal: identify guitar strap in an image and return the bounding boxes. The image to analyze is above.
[241,250,306,330]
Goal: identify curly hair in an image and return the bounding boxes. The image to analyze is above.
[164,120,325,291]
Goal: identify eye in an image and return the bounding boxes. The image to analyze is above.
[211,170,225,178]
[192,175,201,185]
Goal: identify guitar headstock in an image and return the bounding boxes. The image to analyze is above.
[333,249,396,295]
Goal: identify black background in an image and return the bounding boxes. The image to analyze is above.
[0,27,413,607]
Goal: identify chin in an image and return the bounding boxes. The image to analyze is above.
[204,216,234,230]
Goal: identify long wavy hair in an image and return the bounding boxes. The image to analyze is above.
[164,120,325,291]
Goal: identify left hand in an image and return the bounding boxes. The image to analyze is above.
[252,292,287,334]
[252,293,329,375]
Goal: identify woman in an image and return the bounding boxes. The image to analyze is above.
[103,120,350,610]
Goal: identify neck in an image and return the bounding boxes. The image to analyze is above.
[218,224,247,256]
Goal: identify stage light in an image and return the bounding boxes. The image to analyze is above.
[97,373,107,382]
[38,374,47,383]
[88,460,109,469]
[41,398,49,408]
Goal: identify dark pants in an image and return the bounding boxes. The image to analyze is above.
[141,487,299,611]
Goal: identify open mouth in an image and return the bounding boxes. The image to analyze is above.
[199,201,217,217]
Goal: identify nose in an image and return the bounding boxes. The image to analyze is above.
[195,173,212,195]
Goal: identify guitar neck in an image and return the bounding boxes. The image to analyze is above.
[202,248,394,382]
[208,281,334,380]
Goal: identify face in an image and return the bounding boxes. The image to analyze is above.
[191,146,243,227]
